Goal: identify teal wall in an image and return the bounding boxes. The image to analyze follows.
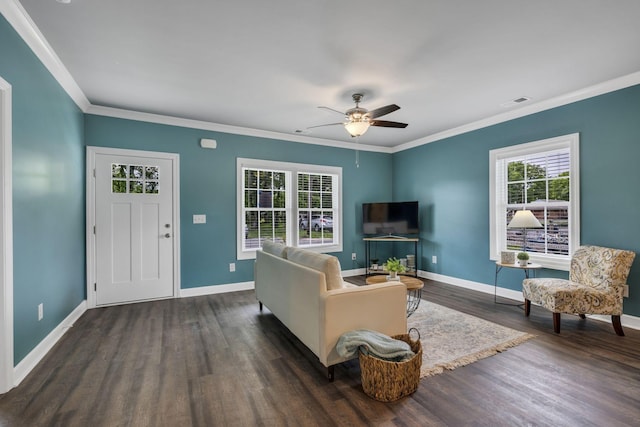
[4,4,640,369]
[393,84,640,316]
[1,15,86,363]
[84,115,393,288]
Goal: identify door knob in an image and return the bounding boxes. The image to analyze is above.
[165,224,171,228]
[164,233,171,238]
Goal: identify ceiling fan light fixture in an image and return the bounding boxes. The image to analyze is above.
[311,93,406,138]
[345,120,370,137]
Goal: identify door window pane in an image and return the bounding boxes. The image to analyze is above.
[111,163,160,195]
[112,180,126,193]
[112,164,127,178]
[129,180,143,194]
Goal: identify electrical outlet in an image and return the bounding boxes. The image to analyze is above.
[352,253,357,261]
[193,214,206,224]
[432,255,437,264]
[38,303,43,321]
[229,262,236,272]
[624,284,629,298]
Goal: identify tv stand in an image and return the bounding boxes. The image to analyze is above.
[364,236,419,278]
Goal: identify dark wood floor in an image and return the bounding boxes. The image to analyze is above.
[1,277,640,427]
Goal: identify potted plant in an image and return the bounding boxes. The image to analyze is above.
[370,258,379,270]
[517,251,529,267]
[384,257,406,279]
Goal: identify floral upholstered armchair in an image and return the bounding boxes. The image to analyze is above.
[522,245,635,336]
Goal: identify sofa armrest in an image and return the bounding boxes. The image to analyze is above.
[255,250,325,356]
[319,282,408,366]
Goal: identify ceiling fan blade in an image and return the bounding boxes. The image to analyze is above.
[370,120,408,128]
[318,106,346,116]
[366,104,400,119]
[307,122,344,129]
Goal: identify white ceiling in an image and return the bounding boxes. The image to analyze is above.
[15,0,640,148]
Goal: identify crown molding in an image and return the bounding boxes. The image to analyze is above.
[93,70,639,155]
[2,0,382,152]
[4,0,638,154]
[393,71,640,153]
[86,105,392,153]
[1,0,90,111]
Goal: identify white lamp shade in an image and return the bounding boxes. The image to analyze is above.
[507,209,542,229]
[344,120,370,137]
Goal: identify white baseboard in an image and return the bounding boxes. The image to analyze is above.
[418,270,640,330]
[14,300,87,387]
[179,268,370,299]
[179,281,254,298]
[419,270,524,302]
[588,313,640,331]
[178,269,371,298]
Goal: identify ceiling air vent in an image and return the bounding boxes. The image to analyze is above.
[500,96,531,108]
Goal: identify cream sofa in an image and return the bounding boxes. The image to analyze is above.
[254,240,408,380]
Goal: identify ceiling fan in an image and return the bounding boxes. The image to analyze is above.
[309,93,408,137]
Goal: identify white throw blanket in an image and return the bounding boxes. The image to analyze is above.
[336,329,414,362]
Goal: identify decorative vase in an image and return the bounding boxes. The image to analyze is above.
[389,271,398,279]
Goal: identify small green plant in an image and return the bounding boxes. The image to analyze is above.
[384,257,406,273]
[517,252,530,261]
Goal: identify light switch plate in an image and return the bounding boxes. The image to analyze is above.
[193,214,206,224]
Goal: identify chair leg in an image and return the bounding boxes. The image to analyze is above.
[612,315,625,336]
[553,313,561,333]
[524,299,531,316]
[579,314,586,319]
[259,301,263,312]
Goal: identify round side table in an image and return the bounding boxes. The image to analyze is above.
[365,275,425,317]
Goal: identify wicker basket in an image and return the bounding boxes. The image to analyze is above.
[359,329,422,402]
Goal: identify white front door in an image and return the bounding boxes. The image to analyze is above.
[94,152,175,305]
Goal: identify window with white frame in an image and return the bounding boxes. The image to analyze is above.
[237,158,342,260]
[489,133,580,270]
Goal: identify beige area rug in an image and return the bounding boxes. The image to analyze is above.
[408,301,535,378]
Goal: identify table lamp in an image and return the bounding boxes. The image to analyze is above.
[507,209,542,252]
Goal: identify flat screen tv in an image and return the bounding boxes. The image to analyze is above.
[362,201,419,236]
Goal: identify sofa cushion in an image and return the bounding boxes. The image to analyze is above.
[261,239,287,258]
[287,247,344,290]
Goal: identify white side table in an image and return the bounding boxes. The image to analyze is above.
[494,261,542,305]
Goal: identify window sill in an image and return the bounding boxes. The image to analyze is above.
[238,242,343,261]
[491,254,570,271]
